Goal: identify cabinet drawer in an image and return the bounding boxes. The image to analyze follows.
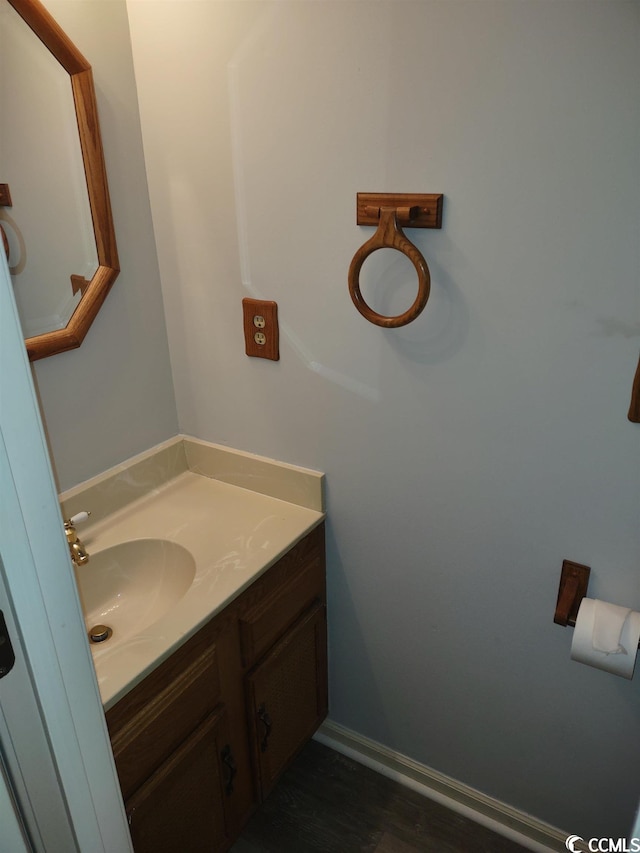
[109,644,221,800]
[239,543,324,668]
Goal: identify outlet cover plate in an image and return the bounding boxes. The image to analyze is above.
[242,298,279,361]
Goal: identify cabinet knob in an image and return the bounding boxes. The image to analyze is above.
[257,704,272,753]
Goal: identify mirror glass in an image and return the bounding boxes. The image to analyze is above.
[0,0,118,360]
[1,1,97,337]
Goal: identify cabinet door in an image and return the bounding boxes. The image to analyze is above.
[126,707,234,853]
[246,602,328,799]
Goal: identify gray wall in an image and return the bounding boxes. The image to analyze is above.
[30,0,639,841]
[31,0,178,491]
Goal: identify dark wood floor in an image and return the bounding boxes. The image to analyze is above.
[230,740,529,853]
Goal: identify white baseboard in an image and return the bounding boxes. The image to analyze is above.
[314,720,578,853]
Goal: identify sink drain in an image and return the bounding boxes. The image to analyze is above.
[88,624,113,643]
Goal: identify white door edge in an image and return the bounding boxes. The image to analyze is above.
[0,252,132,852]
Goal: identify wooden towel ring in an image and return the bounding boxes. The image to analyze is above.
[348,207,431,328]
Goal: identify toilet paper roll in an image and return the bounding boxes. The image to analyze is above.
[570,598,640,679]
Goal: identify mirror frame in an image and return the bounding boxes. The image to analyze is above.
[8,0,119,361]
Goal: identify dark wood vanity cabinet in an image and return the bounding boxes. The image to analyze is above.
[105,523,327,853]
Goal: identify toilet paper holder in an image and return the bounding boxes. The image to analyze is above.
[554,560,591,627]
[554,560,640,648]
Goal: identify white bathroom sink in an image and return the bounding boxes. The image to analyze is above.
[74,538,196,647]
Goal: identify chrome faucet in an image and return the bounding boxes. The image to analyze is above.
[63,511,91,566]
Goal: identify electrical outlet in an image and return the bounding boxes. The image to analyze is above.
[242,298,279,360]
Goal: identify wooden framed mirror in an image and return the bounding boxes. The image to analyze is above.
[3,0,118,360]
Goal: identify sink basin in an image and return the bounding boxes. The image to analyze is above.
[74,538,196,647]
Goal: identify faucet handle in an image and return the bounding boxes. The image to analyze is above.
[64,511,91,527]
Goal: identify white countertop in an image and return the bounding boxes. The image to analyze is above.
[78,469,324,710]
